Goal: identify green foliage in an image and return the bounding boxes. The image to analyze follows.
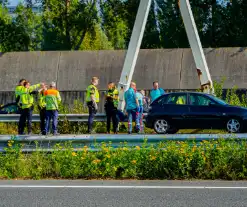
[1,0,247,51]
[42,0,100,50]
[0,7,30,52]
[100,0,128,49]
[80,24,113,50]
[1,138,247,180]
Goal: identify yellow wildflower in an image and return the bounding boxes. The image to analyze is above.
[123,147,128,151]
[8,143,12,147]
[92,159,101,164]
[131,160,137,164]
[192,146,197,153]
[150,156,156,161]
[104,148,109,152]
[135,146,141,150]
[106,154,111,159]
[72,152,77,157]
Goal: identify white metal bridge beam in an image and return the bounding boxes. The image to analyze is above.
[178,0,214,94]
[117,0,152,111]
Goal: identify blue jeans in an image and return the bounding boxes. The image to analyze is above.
[138,106,144,133]
[127,109,140,133]
[87,101,97,133]
[45,110,58,134]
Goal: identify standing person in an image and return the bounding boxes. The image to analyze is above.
[44,82,61,135]
[124,82,140,134]
[18,81,42,135]
[140,90,150,113]
[15,79,26,112]
[38,84,47,135]
[86,77,99,134]
[104,82,119,134]
[150,81,165,102]
[136,90,144,133]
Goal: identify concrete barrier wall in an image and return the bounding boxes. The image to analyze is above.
[1,48,247,91]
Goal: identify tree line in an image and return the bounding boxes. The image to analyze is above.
[0,0,246,52]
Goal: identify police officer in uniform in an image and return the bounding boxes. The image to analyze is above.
[86,77,99,134]
[104,82,119,134]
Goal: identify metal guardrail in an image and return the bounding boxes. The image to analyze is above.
[0,113,147,122]
[0,134,247,152]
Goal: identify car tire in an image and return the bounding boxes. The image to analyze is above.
[153,119,170,134]
[226,118,242,133]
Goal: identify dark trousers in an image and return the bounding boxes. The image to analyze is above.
[105,103,118,133]
[87,101,97,133]
[18,107,33,135]
[45,110,58,134]
[38,106,46,135]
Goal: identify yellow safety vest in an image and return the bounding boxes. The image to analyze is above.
[176,97,185,105]
[106,88,119,107]
[86,84,99,103]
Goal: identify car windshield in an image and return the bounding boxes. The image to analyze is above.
[207,94,228,105]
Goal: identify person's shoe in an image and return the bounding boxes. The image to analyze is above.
[128,131,132,135]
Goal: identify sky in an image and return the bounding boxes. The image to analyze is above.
[8,0,23,6]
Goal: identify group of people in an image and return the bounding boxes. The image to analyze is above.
[15,79,61,135]
[14,77,165,135]
[86,77,165,134]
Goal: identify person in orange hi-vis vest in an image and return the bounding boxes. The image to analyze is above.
[44,82,61,135]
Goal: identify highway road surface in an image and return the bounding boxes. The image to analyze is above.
[1,180,247,206]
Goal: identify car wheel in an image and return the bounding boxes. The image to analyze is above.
[153,119,170,134]
[226,118,241,133]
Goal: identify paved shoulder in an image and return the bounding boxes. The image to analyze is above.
[0,180,247,207]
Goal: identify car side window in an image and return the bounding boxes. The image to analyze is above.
[156,96,167,106]
[166,94,187,105]
[189,94,213,106]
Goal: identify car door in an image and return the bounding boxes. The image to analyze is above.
[187,94,223,129]
[161,93,190,128]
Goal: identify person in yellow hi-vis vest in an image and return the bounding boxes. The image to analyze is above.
[15,79,26,112]
[104,82,119,134]
[18,81,43,135]
[38,84,47,135]
[176,96,186,105]
[86,77,99,134]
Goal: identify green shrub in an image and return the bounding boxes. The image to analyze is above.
[1,138,247,180]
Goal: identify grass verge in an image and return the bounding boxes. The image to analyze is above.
[1,138,247,180]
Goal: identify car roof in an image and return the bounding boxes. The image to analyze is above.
[163,91,210,96]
